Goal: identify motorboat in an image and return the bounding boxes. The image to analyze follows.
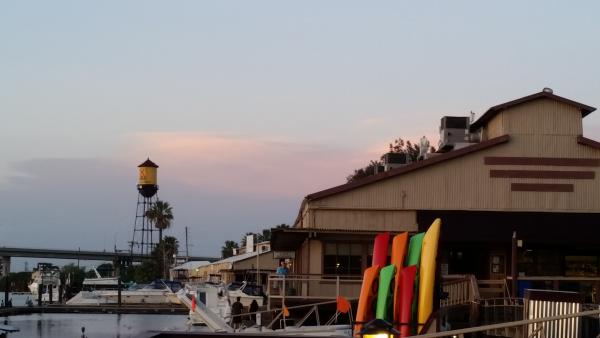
[28,263,61,303]
[81,267,119,290]
[226,281,265,307]
[66,279,182,305]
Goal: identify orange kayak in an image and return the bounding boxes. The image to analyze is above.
[391,232,408,329]
[354,265,381,337]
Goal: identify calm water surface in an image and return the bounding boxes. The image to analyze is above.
[2,293,208,337]
[3,313,208,338]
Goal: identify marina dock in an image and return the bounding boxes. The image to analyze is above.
[0,304,187,316]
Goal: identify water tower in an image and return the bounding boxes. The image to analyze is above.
[130,158,159,256]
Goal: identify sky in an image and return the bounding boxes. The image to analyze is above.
[2,1,600,269]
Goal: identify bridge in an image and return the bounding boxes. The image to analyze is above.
[0,247,219,276]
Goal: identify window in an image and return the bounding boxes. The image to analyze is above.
[324,242,363,275]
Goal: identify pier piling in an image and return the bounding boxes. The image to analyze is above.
[3,275,8,307]
[38,282,43,306]
[118,278,122,307]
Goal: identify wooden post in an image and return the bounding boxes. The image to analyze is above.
[38,282,43,306]
[4,275,9,307]
[118,277,122,307]
[511,231,518,298]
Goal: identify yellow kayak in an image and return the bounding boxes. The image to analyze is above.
[417,218,441,333]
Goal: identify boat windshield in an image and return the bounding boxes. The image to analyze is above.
[242,284,264,297]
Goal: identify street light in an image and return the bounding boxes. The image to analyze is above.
[359,319,400,338]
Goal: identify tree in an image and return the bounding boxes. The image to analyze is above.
[256,229,271,242]
[131,236,179,281]
[346,160,382,183]
[146,200,174,242]
[221,240,239,258]
[347,137,437,182]
[253,224,292,243]
[0,272,31,292]
[157,236,179,279]
[61,263,86,289]
[240,232,254,247]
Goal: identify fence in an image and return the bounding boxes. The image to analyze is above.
[414,308,600,338]
[266,273,362,310]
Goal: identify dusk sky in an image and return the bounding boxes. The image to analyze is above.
[2,1,600,268]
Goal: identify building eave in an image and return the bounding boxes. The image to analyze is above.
[470,91,596,132]
[305,134,510,201]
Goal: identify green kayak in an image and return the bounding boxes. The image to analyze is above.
[406,233,424,266]
[406,232,424,333]
[375,264,396,322]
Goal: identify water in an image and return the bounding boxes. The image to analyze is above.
[2,293,34,307]
[2,313,209,337]
[2,293,209,337]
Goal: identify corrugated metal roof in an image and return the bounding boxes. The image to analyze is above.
[470,90,596,131]
[170,260,211,271]
[305,135,509,201]
[138,158,159,168]
[212,250,271,264]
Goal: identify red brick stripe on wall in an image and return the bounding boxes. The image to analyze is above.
[511,183,574,192]
[485,157,600,167]
[490,170,595,179]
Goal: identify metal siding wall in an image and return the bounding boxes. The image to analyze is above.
[486,112,505,139]
[311,137,600,213]
[299,99,600,229]
[506,99,583,136]
[312,209,417,231]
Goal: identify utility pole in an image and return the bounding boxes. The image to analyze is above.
[256,234,260,286]
[185,227,189,262]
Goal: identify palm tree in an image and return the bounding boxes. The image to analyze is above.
[221,240,239,258]
[146,200,174,243]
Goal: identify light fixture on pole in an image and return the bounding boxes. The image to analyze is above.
[359,319,400,338]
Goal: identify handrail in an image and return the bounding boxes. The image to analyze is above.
[267,273,362,309]
[412,309,600,338]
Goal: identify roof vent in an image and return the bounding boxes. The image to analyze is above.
[543,87,553,94]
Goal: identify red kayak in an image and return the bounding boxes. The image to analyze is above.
[372,232,390,266]
[399,265,417,337]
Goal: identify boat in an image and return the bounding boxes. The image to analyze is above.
[375,264,395,322]
[226,281,265,307]
[406,231,424,331]
[354,265,381,336]
[66,279,182,305]
[417,218,441,333]
[398,265,416,337]
[81,267,119,290]
[28,263,61,302]
[184,282,232,325]
[177,287,353,336]
[391,232,408,330]
[371,232,390,266]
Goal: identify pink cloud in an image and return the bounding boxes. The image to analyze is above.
[126,132,371,197]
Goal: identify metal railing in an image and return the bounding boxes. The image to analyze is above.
[441,275,480,307]
[266,273,362,310]
[414,308,600,338]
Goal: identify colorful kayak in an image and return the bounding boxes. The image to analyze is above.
[417,219,441,333]
[375,264,396,322]
[372,232,390,266]
[406,232,424,333]
[406,233,424,266]
[354,265,381,336]
[399,265,417,338]
[391,232,408,328]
